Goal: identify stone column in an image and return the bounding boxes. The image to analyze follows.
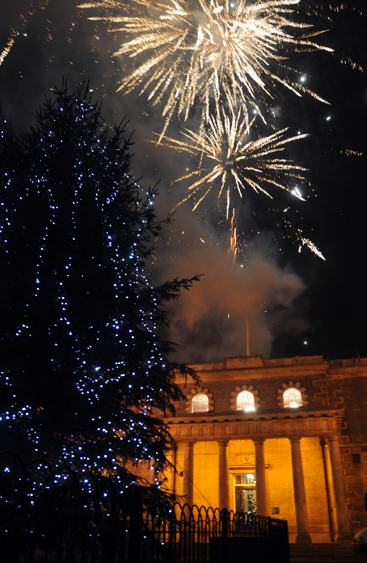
[254,438,268,516]
[218,439,230,510]
[167,445,177,496]
[183,441,194,506]
[327,435,351,541]
[289,436,311,543]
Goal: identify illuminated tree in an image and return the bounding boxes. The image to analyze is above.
[247,490,257,515]
[0,82,197,486]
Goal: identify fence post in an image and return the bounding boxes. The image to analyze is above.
[222,508,229,563]
[128,486,144,563]
[269,518,291,563]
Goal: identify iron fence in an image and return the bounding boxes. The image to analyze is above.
[0,451,289,563]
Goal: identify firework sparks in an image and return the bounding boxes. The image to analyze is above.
[157,108,309,219]
[0,35,16,66]
[79,0,332,137]
[228,208,237,263]
[1,1,51,67]
[297,230,325,260]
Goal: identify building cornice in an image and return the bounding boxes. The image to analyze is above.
[165,408,345,442]
[174,355,367,383]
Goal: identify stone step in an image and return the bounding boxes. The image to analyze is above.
[289,543,359,561]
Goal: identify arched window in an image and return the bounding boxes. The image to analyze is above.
[283,387,302,408]
[237,390,256,412]
[192,393,209,413]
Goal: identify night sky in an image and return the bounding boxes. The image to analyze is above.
[1,0,366,364]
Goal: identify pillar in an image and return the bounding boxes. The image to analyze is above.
[327,435,351,541]
[254,438,268,516]
[290,436,311,543]
[218,439,230,510]
[183,441,194,506]
[166,445,177,496]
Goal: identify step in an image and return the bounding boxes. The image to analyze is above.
[289,542,359,561]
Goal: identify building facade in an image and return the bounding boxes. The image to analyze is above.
[163,355,367,543]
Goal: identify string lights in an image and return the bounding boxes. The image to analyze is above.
[0,82,197,486]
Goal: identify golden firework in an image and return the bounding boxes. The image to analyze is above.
[228,208,237,263]
[157,108,309,219]
[79,0,332,138]
[297,230,325,260]
[0,35,15,66]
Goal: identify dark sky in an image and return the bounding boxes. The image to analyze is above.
[1,0,366,364]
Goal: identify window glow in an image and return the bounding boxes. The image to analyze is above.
[192,393,209,413]
[237,390,255,412]
[283,388,302,408]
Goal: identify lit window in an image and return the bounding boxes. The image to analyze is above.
[237,391,255,412]
[283,388,302,408]
[192,393,209,413]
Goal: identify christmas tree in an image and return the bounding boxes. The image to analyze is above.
[0,82,197,487]
[247,490,257,515]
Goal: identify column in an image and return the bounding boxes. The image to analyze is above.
[290,436,311,543]
[183,441,194,506]
[328,435,351,541]
[254,438,268,516]
[167,445,177,496]
[218,439,230,510]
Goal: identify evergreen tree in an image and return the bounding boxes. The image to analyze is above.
[247,490,257,515]
[0,82,197,486]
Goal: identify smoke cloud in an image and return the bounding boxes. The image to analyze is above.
[152,211,307,364]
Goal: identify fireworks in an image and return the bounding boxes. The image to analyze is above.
[228,208,237,263]
[157,108,308,219]
[297,230,325,261]
[77,0,332,259]
[0,35,15,66]
[80,0,331,136]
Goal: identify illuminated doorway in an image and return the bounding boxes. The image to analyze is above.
[234,473,257,514]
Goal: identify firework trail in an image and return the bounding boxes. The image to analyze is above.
[228,208,237,263]
[297,230,325,260]
[79,0,332,138]
[0,1,51,67]
[156,107,308,219]
[0,35,16,66]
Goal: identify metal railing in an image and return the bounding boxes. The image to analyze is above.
[1,451,290,563]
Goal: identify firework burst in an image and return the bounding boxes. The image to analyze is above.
[79,0,332,138]
[157,108,309,219]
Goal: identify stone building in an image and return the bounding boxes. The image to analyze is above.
[163,355,367,543]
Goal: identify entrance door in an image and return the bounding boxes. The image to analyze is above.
[234,473,257,515]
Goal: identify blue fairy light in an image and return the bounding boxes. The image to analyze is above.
[0,81,197,489]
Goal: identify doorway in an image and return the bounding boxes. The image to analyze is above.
[234,473,257,515]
